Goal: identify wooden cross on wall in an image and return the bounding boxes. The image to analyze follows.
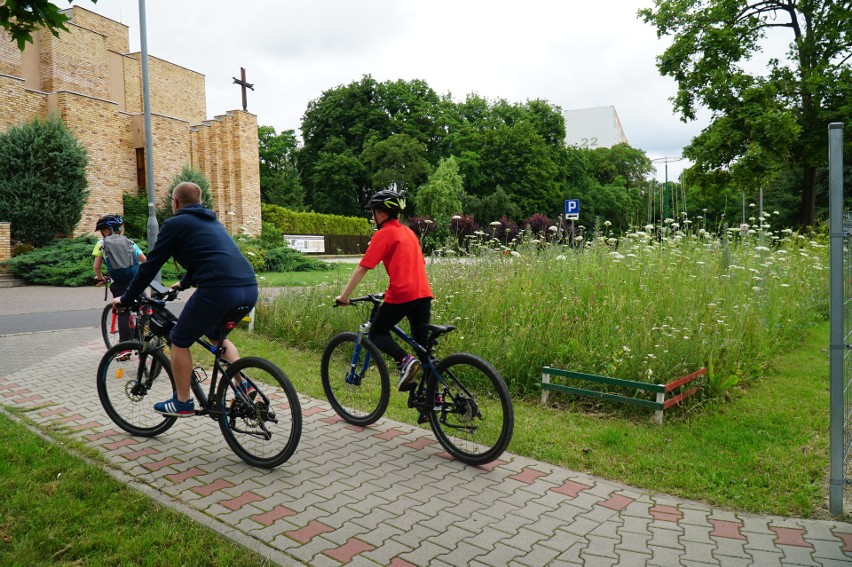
[232,67,254,112]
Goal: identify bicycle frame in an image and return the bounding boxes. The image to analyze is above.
[346,297,476,419]
[139,301,270,436]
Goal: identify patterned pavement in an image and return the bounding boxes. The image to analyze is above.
[1,320,851,565]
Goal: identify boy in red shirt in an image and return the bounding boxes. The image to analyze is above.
[336,190,433,391]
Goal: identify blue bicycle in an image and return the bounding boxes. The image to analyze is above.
[322,293,514,465]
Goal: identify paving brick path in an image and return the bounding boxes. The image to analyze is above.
[1,323,851,565]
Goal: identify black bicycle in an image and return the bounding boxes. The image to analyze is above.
[322,293,514,465]
[96,287,301,468]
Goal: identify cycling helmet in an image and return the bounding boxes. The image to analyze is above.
[365,190,406,212]
[95,214,123,232]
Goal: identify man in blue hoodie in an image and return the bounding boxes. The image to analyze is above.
[114,182,258,417]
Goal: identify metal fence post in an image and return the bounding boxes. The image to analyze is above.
[828,122,845,514]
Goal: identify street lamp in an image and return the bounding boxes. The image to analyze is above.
[651,156,683,221]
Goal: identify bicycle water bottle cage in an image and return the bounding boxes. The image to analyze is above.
[223,305,253,330]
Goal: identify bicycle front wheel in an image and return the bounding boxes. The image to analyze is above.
[218,357,302,469]
[321,332,390,426]
[426,353,514,465]
[96,340,177,437]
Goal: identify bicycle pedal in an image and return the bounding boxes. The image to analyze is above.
[417,413,429,425]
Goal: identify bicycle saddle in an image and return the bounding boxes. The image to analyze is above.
[223,305,254,330]
[425,324,456,340]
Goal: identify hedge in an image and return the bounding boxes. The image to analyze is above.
[261,204,371,236]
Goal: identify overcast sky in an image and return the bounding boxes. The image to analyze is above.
[86,0,715,181]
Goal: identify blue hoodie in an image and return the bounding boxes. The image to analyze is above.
[121,204,256,304]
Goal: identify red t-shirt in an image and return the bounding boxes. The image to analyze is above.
[359,219,433,304]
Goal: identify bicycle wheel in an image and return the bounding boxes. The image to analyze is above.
[217,357,302,469]
[321,332,390,426]
[97,340,177,437]
[100,304,119,349]
[426,353,514,465]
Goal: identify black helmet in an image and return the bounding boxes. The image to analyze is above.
[365,190,406,213]
[95,214,123,232]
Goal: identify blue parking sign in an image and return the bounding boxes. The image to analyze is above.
[565,199,580,216]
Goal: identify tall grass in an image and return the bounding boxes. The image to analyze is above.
[256,220,828,397]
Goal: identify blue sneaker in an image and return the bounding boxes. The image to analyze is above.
[153,395,195,417]
[398,355,421,392]
[237,378,257,400]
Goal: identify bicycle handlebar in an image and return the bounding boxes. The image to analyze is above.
[334,293,385,307]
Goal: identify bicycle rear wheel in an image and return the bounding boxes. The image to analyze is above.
[96,340,177,437]
[101,304,120,349]
[218,357,302,469]
[321,332,390,426]
[426,353,514,465]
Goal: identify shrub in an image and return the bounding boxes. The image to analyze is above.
[522,213,555,236]
[407,216,436,238]
[2,236,182,287]
[485,216,519,245]
[0,116,88,246]
[158,166,214,222]
[235,239,266,272]
[263,246,332,272]
[122,187,149,240]
[262,204,371,236]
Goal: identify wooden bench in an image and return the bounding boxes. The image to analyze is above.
[541,366,705,424]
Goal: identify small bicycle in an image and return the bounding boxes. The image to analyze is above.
[96,286,302,468]
[322,293,514,465]
[97,276,151,349]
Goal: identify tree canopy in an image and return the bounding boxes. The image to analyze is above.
[258,125,304,210]
[0,0,98,50]
[640,0,852,226]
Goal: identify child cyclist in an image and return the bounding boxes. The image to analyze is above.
[93,214,146,342]
[335,189,433,391]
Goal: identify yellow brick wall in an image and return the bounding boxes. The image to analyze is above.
[64,6,129,54]
[123,55,142,114]
[0,222,10,265]
[125,54,206,125]
[189,111,261,235]
[0,76,48,128]
[0,36,21,76]
[54,92,129,235]
[39,22,110,99]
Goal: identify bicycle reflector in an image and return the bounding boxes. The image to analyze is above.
[226,321,237,330]
[116,368,124,379]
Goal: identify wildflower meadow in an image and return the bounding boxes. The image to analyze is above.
[256,215,829,404]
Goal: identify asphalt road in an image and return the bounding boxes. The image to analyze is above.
[0,285,189,335]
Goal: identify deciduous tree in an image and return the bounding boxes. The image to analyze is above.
[1,0,98,50]
[640,0,852,226]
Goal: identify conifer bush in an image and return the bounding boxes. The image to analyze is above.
[0,116,89,246]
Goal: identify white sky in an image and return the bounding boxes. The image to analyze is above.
[83,0,721,182]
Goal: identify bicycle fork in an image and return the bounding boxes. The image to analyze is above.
[346,322,372,385]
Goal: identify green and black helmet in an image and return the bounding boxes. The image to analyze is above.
[365,190,406,213]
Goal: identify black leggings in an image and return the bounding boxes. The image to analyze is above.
[369,297,432,365]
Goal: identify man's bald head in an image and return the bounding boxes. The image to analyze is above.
[173,182,202,207]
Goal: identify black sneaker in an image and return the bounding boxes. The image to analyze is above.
[397,355,421,392]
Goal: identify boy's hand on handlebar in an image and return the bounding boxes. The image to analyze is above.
[334,296,350,307]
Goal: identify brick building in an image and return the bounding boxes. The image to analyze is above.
[0,6,261,238]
